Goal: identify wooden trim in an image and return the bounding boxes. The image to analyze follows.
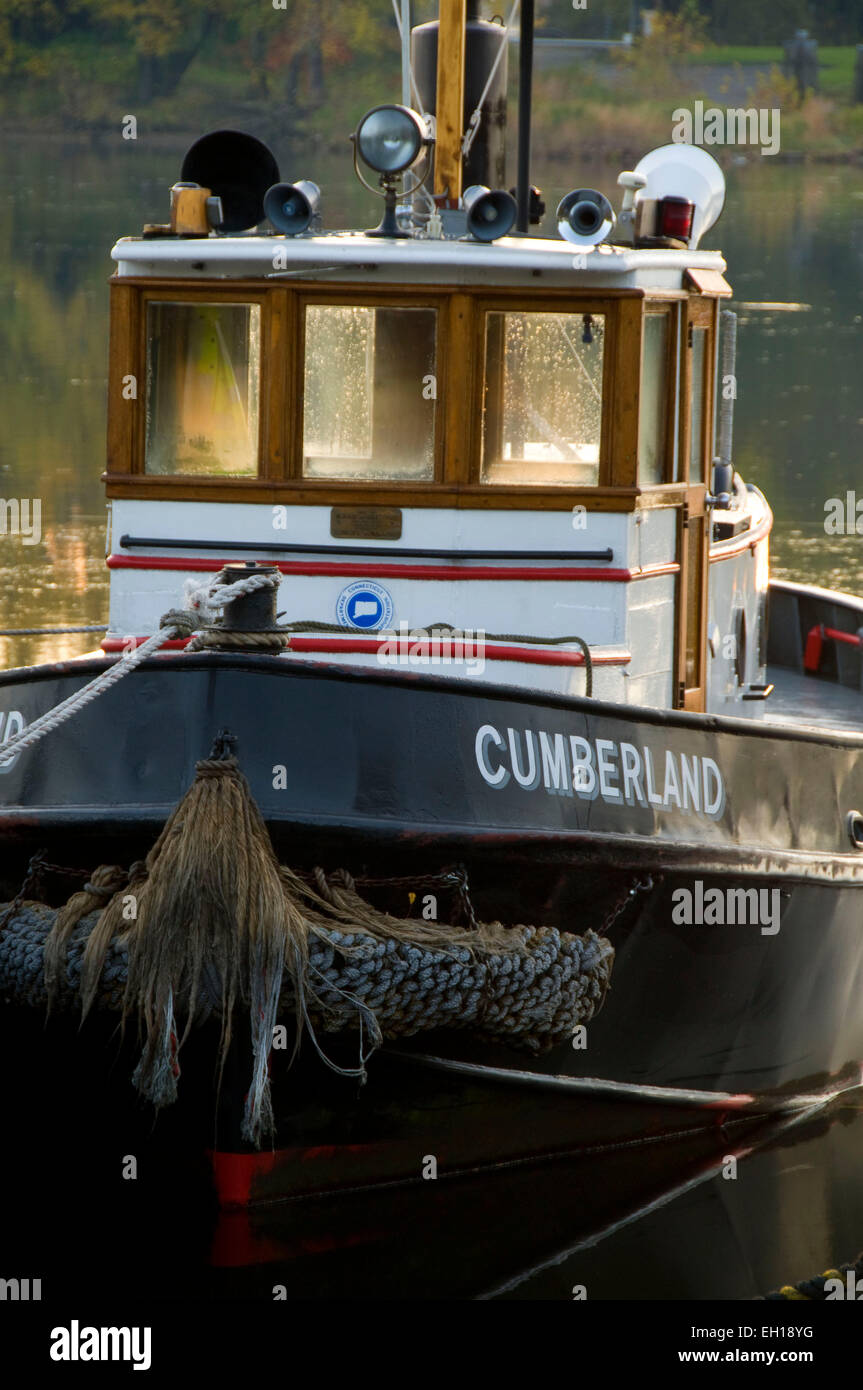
[609,296,640,490]
[679,294,715,487]
[105,279,652,498]
[106,283,139,477]
[445,293,474,484]
[434,0,467,202]
[635,483,688,510]
[641,302,677,487]
[111,275,646,303]
[635,289,688,302]
[102,473,642,511]
[687,295,715,328]
[675,486,709,712]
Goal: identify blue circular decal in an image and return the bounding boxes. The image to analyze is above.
[336,581,394,631]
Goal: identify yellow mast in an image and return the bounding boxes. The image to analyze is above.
[433,0,467,205]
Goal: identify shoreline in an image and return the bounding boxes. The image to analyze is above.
[1,122,860,166]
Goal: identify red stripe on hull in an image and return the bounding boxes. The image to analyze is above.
[106,554,678,583]
[100,635,631,667]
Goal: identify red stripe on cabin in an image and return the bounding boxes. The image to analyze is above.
[106,555,679,583]
[100,635,631,667]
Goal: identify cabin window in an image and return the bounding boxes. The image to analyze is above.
[144,302,261,476]
[689,327,707,484]
[638,312,671,485]
[302,305,437,480]
[480,310,605,485]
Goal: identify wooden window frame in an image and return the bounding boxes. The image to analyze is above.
[471,295,617,491]
[124,283,280,483]
[293,289,451,486]
[103,277,650,511]
[679,294,716,487]
[637,302,679,489]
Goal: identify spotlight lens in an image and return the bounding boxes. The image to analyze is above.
[356,105,425,174]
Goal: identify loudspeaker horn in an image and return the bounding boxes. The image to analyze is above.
[263,180,321,235]
[557,189,616,246]
[180,130,280,233]
[463,184,517,242]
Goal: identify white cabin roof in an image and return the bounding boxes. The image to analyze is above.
[111,232,728,291]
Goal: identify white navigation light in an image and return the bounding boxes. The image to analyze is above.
[263,180,321,235]
[557,189,616,247]
[354,104,427,175]
[463,185,517,242]
[629,144,725,249]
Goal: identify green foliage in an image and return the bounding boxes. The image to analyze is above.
[664,0,860,47]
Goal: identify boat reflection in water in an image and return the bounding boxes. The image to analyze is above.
[207,1095,863,1301]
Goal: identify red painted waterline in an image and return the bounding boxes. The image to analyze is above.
[106,554,679,583]
[209,1145,382,1209]
[100,635,631,667]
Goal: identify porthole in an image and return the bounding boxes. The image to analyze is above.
[846,810,863,850]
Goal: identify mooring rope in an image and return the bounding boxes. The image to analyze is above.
[0,625,108,637]
[0,625,180,763]
[0,570,278,763]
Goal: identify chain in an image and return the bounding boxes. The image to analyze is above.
[600,875,656,934]
[0,849,49,933]
[353,863,480,930]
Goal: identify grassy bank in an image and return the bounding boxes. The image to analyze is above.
[532,44,863,163]
[1,35,861,162]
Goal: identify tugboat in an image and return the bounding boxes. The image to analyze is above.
[1,0,862,1214]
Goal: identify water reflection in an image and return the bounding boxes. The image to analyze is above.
[1,143,862,670]
[199,1095,863,1301]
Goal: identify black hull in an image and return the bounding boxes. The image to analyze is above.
[3,651,863,873]
[2,652,863,1202]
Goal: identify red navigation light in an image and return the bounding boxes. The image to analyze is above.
[657,196,695,241]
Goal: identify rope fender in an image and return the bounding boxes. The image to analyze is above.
[0,744,617,1147]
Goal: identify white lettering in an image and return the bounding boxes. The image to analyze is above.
[475,724,510,788]
[539,731,572,796]
[509,727,540,790]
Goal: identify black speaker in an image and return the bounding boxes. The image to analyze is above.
[263,181,321,235]
[557,189,616,246]
[463,184,517,242]
[180,131,280,233]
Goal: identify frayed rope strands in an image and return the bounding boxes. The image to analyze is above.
[0,758,615,1148]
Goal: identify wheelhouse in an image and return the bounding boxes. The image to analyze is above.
[103,224,767,719]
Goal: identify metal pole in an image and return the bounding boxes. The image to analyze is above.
[516,0,534,233]
[401,0,411,108]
